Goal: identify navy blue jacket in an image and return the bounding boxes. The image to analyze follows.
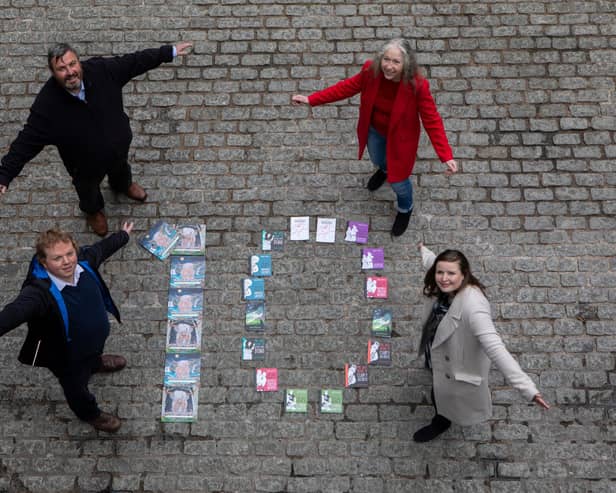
[0,231,128,372]
[0,45,174,186]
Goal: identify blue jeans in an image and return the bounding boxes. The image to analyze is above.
[366,126,413,213]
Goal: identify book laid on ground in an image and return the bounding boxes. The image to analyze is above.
[139,221,180,260]
[345,364,369,388]
[171,224,206,256]
[262,230,284,251]
[371,308,392,338]
[164,352,201,385]
[320,389,343,414]
[241,337,266,361]
[316,217,336,243]
[250,254,272,277]
[170,256,206,288]
[285,389,308,413]
[344,221,369,244]
[290,216,310,241]
[361,248,384,270]
[161,384,199,422]
[256,367,278,392]
[367,340,392,366]
[245,300,265,331]
[243,278,265,300]
[366,276,388,299]
[166,317,202,352]
[167,287,203,319]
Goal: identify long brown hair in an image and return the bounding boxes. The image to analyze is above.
[370,38,420,88]
[423,250,486,298]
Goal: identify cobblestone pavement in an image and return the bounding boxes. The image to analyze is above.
[1,1,616,492]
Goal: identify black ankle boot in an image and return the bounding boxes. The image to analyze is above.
[413,414,451,443]
[391,210,412,237]
[366,169,387,191]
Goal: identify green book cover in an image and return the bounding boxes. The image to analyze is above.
[285,389,308,413]
[371,308,392,337]
[320,389,343,414]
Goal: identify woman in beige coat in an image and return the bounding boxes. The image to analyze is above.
[414,244,549,442]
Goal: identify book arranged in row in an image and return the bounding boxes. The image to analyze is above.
[150,222,207,423]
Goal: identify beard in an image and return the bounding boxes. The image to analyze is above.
[63,72,82,92]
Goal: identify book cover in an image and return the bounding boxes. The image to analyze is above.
[366,276,388,299]
[166,317,202,352]
[139,221,180,260]
[172,224,206,256]
[320,389,343,414]
[164,352,201,385]
[361,248,384,270]
[243,278,265,300]
[367,339,392,366]
[241,337,266,361]
[169,256,206,288]
[245,300,265,331]
[262,230,284,251]
[371,308,392,338]
[344,363,369,388]
[167,287,203,319]
[256,367,278,392]
[161,384,198,422]
[290,216,310,241]
[285,389,308,413]
[344,221,369,244]
[250,254,272,277]
[316,217,336,243]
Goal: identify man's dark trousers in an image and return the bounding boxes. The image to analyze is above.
[52,354,103,421]
[72,160,132,214]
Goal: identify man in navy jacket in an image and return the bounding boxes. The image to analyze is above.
[0,42,192,236]
[0,222,134,432]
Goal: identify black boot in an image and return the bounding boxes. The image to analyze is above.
[391,210,412,237]
[366,169,387,191]
[413,414,451,443]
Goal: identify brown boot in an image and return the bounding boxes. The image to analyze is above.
[97,354,127,373]
[125,182,147,202]
[86,211,108,237]
[88,412,121,433]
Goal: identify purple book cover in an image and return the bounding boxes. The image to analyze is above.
[361,248,384,270]
[345,221,369,244]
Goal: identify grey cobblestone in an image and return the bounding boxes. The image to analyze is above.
[0,1,615,491]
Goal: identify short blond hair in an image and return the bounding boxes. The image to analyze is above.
[35,229,78,262]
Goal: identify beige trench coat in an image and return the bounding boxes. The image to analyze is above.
[420,246,539,426]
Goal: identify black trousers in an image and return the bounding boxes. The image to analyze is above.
[431,387,452,428]
[72,161,132,214]
[51,354,103,422]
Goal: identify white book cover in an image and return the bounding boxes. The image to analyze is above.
[316,217,336,243]
[290,216,310,241]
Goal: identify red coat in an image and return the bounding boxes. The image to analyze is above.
[308,61,453,183]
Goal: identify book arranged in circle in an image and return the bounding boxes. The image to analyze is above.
[285,389,308,413]
[256,367,278,392]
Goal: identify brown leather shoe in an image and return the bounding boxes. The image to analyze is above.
[125,182,147,202]
[88,412,121,433]
[86,211,108,237]
[97,354,127,373]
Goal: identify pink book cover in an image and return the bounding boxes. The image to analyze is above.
[366,276,388,299]
[256,367,278,392]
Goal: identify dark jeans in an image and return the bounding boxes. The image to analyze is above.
[51,354,103,422]
[72,161,132,214]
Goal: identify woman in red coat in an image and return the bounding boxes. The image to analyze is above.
[292,38,458,236]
